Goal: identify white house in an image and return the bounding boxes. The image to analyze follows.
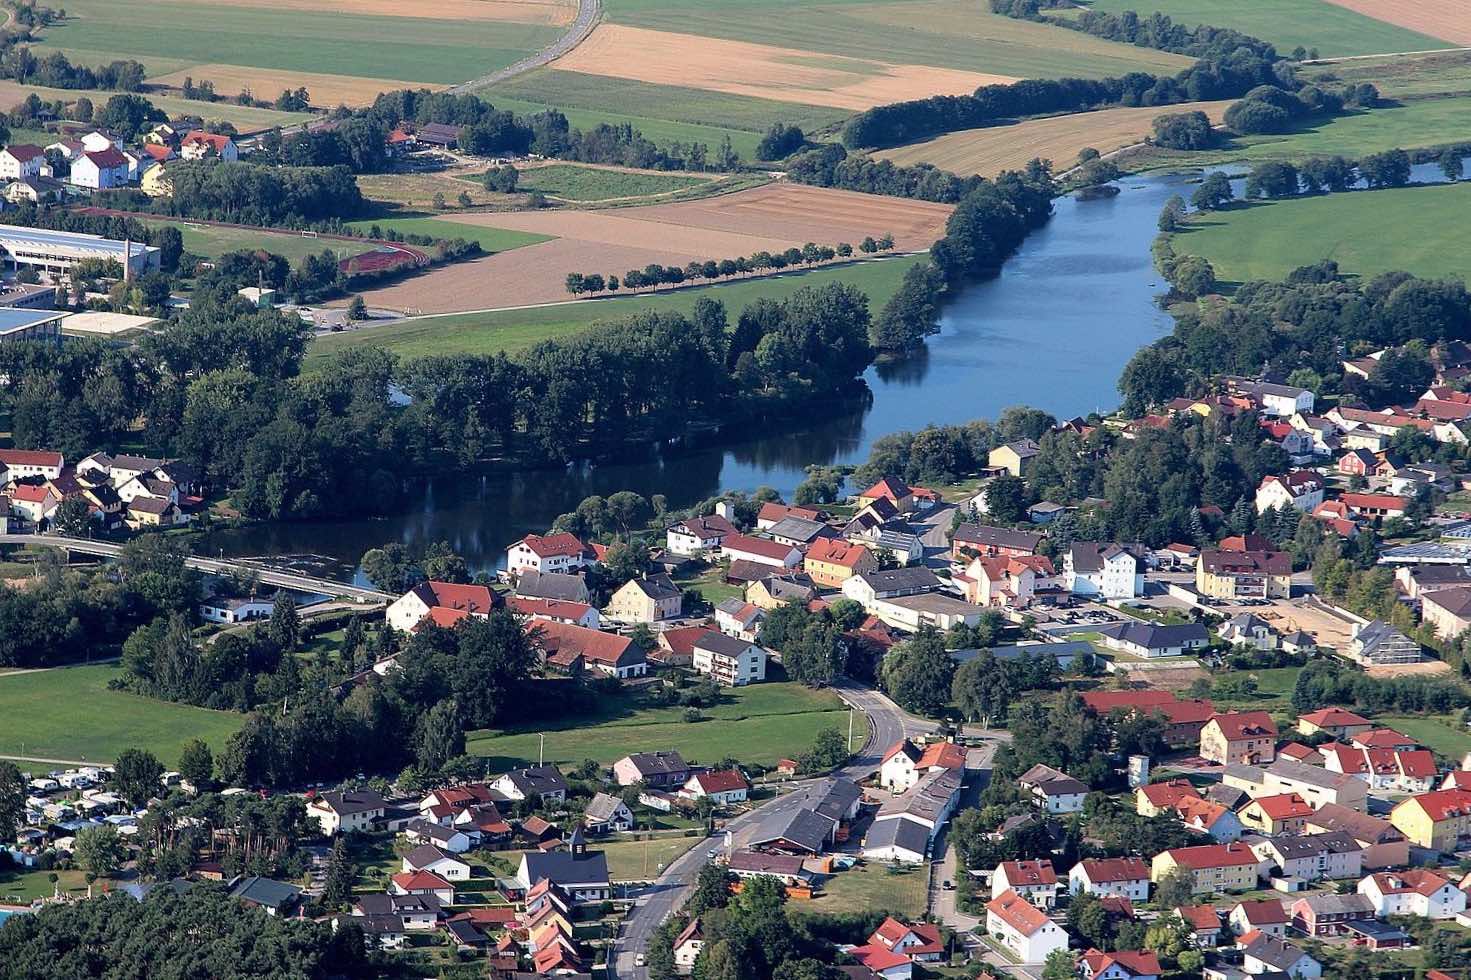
[1064,542,1144,599]
[506,532,593,575]
[1220,613,1277,651]
[680,769,749,805]
[1068,857,1151,902]
[0,144,45,180]
[665,514,736,556]
[583,792,634,834]
[401,845,470,881]
[79,131,117,153]
[70,147,130,189]
[179,131,239,162]
[1019,764,1088,814]
[992,860,1061,909]
[404,820,473,854]
[199,596,274,625]
[1242,935,1321,979]
[673,918,705,974]
[1253,382,1315,418]
[691,631,766,686]
[1096,622,1209,659]
[0,449,63,481]
[1358,869,1467,919]
[986,889,1068,963]
[720,533,801,568]
[307,789,386,836]
[385,581,496,633]
[1255,472,1325,514]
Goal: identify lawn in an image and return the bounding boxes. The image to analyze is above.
[500,165,709,202]
[793,861,930,918]
[674,565,745,607]
[465,681,851,770]
[1378,714,1471,760]
[0,664,243,767]
[138,219,379,264]
[30,0,562,88]
[307,253,926,364]
[510,836,701,881]
[1172,184,1471,286]
[344,215,552,254]
[603,0,1192,79]
[1076,0,1449,58]
[0,868,105,905]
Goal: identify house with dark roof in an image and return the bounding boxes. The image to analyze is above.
[1065,542,1146,598]
[227,876,302,916]
[582,792,633,834]
[951,523,1042,559]
[515,569,591,604]
[605,573,683,623]
[614,751,691,789]
[516,829,610,901]
[1096,621,1209,659]
[491,765,568,803]
[1019,764,1088,814]
[308,788,385,836]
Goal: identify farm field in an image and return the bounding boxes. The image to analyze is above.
[601,0,1193,79]
[343,215,553,254]
[335,182,951,313]
[874,100,1234,176]
[30,0,567,105]
[1077,0,1451,57]
[465,681,852,770]
[0,664,242,767]
[1172,184,1471,287]
[0,81,310,133]
[507,164,711,202]
[1321,0,1471,47]
[1303,50,1471,99]
[308,254,926,363]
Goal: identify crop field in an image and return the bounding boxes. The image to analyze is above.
[875,100,1235,176]
[1078,0,1450,58]
[510,164,712,202]
[1171,184,1471,287]
[30,0,567,105]
[0,664,242,767]
[1323,0,1471,46]
[337,182,951,313]
[344,216,552,253]
[601,0,1192,79]
[307,253,927,363]
[465,681,851,769]
[0,81,310,133]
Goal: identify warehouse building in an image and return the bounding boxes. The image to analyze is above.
[0,223,159,277]
[0,307,66,344]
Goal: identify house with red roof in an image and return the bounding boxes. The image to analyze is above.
[1068,857,1150,902]
[1238,793,1313,835]
[1078,948,1161,980]
[673,917,705,973]
[390,870,455,904]
[1297,707,1373,739]
[844,942,914,980]
[1174,796,1244,842]
[720,533,802,569]
[506,531,596,575]
[1150,842,1259,894]
[505,595,600,629]
[1172,905,1221,946]
[386,580,497,633]
[666,513,738,556]
[1254,471,1324,514]
[1389,788,1471,850]
[679,769,749,804]
[71,146,129,188]
[531,620,647,679]
[1277,742,1323,765]
[805,537,878,588]
[985,889,1068,963]
[1228,899,1288,938]
[991,859,1060,909]
[5,481,60,524]
[866,917,944,962]
[1135,779,1199,818]
[1321,743,1438,793]
[179,130,238,161]
[1339,491,1409,520]
[0,448,64,482]
[1352,728,1417,751]
[855,476,915,512]
[879,739,966,794]
[1200,712,1278,765]
[1358,868,1466,919]
[0,143,45,180]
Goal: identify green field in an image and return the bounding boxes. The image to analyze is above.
[1304,51,1471,100]
[0,664,242,767]
[1078,0,1449,58]
[466,681,851,770]
[1174,184,1471,286]
[0,82,311,133]
[1378,714,1471,760]
[144,219,379,264]
[603,0,1192,78]
[511,164,708,202]
[344,215,553,254]
[795,862,930,918]
[32,0,561,87]
[507,837,702,882]
[307,253,926,364]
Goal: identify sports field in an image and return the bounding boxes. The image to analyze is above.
[0,81,310,133]
[509,164,712,202]
[143,219,382,263]
[307,252,927,363]
[1171,184,1471,286]
[1078,0,1451,58]
[31,0,568,105]
[334,182,950,314]
[345,216,551,253]
[0,664,243,767]
[465,681,852,769]
[875,100,1234,176]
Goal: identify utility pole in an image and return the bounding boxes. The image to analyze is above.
[847,706,854,751]
[539,732,545,767]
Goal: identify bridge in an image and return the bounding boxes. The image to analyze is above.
[0,534,393,603]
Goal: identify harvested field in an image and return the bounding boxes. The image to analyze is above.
[1323,0,1471,45]
[553,24,1014,111]
[875,100,1235,176]
[1366,661,1453,680]
[347,183,951,313]
[186,0,575,24]
[149,65,435,108]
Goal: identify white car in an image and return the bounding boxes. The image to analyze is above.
[635,954,646,967]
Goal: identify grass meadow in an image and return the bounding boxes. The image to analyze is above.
[510,164,709,202]
[306,253,926,364]
[344,215,553,253]
[1077,0,1449,58]
[0,664,242,767]
[1172,183,1471,286]
[465,681,851,770]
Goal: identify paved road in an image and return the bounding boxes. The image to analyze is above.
[0,534,392,603]
[453,0,602,93]
[610,681,933,979]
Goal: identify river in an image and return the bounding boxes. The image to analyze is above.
[196,162,1463,579]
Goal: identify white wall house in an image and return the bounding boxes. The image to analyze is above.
[987,889,1068,964]
[1064,543,1144,599]
[1068,858,1151,902]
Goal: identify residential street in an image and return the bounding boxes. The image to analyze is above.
[610,681,933,980]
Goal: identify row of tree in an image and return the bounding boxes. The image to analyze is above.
[561,240,893,297]
[1223,81,1377,135]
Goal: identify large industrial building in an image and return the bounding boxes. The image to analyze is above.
[0,224,160,277]
[0,307,67,344]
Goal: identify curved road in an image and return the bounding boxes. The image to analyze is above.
[611,681,934,980]
[452,0,602,93]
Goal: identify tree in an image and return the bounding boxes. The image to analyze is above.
[1244,161,1299,199]
[414,698,464,771]
[484,165,519,193]
[1152,110,1214,150]
[178,738,214,790]
[347,295,367,320]
[51,496,91,536]
[322,837,356,909]
[1358,148,1412,188]
[267,592,301,651]
[1190,171,1234,210]
[1171,256,1217,299]
[952,652,1011,726]
[0,761,23,846]
[74,824,125,879]
[983,473,1031,524]
[880,628,954,716]
[113,748,164,805]
[871,261,942,352]
[697,939,752,980]
[1152,866,1195,909]
[1439,148,1465,183]
[688,862,732,916]
[1041,948,1075,980]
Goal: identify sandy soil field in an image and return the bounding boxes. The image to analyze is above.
[553,24,1014,111]
[1324,0,1471,45]
[876,100,1235,175]
[186,0,575,23]
[351,182,953,313]
[150,65,439,107]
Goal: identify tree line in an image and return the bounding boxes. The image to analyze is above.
[561,239,894,297]
[104,159,366,226]
[1223,80,1377,135]
[992,1,1278,63]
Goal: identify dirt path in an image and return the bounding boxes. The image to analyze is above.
[455,0,602,93]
